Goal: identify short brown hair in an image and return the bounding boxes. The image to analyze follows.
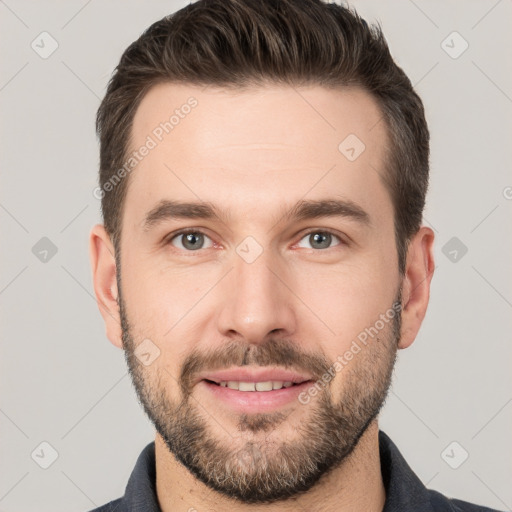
[96,0,429,276]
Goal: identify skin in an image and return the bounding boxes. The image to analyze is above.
[89,82,435,512]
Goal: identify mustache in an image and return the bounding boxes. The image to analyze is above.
[179,338,332,396]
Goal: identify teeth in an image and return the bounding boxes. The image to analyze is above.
[239,381,256,391]
[217,380,297,391]
[256,381,273,391]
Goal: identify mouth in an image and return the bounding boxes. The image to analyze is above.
[197,371,315,413]
[203,379,306,391]
[196,367,313,387]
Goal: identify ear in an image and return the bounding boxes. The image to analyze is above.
[398,226,435,350]
[89,224,123,349]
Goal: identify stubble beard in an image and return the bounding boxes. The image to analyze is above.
[118,285,401,504]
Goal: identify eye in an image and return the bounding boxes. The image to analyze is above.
[296,230,344,250]
[167,230,214,251]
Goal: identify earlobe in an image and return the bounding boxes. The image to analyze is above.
[398,226,435,350]
[89,224,123,349]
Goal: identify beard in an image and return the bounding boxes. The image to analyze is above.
[118,279,401,504]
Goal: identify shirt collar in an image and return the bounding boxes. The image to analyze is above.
[379,430,435,512]
[121,430,434,511]
[123,440,160,512]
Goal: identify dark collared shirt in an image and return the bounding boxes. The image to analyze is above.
[87,430,502,511]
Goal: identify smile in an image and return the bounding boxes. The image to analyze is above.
[199,378,314,413]
[207,380,299,391]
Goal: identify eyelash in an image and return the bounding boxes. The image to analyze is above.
[165,228,346,253]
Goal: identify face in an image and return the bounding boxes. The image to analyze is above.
[115,83,403,503]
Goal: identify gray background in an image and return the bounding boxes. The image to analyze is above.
[1,0,511,510]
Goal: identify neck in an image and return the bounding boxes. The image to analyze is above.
[155,419,386,512]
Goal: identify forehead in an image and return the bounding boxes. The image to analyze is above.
[131,81,386,152]
[124,82,392,233]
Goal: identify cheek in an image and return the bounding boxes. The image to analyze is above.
[121,265,228,391]
[293,258,396,346]
[121,249,208,333]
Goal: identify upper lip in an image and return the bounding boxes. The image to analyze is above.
[196,367,314,385]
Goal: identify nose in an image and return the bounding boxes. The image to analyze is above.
[216,244,297,345]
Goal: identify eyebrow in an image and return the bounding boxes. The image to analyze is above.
[142,198,371,232]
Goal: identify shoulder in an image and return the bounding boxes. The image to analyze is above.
[85,498,124,512]
[428,488,505,512]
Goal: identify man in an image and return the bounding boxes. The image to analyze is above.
[88,1,502,511]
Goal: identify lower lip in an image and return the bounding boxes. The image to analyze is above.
[198,380,314,413]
